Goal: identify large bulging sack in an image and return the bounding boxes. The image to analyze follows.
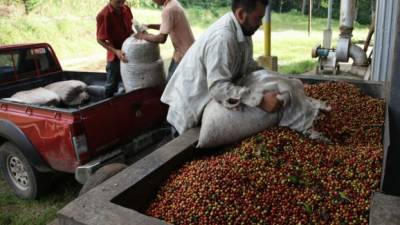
[197,100,279,148]
[198,70,331,148]
[240,70,331,133]
[121,59,165,92]
[121,37,160,64]
[7,87,60,105]
[121,37,165,92]
[44,80,87,105]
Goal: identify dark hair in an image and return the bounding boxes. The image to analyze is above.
[231,0,269,13]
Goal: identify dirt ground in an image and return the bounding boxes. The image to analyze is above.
[61,53,106,72]
[61,54,173,76]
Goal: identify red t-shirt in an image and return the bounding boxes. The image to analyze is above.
[96,4,133,62]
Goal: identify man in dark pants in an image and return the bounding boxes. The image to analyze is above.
[96,0,134,98]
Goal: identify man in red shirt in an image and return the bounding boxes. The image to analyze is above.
[96,0,134,98]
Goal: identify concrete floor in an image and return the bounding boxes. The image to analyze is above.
[370,192,400,225]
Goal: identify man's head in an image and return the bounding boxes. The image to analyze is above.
[110,0,126,10]
[232,0,269,36]
[152,0,167,6]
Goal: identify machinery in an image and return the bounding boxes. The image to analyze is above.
[312,0,370,78]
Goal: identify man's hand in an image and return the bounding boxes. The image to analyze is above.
[115,50,128,63]
[134,32,146,40]
[259,92,282,112]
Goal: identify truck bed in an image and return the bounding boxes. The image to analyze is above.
[0,71,133,113]
[0,70,168,172]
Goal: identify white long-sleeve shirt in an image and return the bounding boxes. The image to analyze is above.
[161,12,264,134]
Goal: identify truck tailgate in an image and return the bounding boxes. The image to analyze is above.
[79,87,167,157]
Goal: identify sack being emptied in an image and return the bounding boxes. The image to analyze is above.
[198,99,279,148]
[197,70,331,148]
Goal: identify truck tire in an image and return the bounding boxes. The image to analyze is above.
[0,142,50,199]
[79,163,127,196]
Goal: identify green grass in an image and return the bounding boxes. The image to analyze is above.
[0,3,369,74]
[0,176,80,225]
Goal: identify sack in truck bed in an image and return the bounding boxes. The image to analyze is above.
[5,87,60,105]
[44,80,89,106]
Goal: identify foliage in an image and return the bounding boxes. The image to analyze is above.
[126,0,158,8]
[0,1,369,73]
[0,0,376,24]
[270,0,375,25]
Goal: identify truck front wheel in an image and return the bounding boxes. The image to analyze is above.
[0,142,50,199]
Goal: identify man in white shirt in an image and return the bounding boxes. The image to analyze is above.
[161,0,280,134]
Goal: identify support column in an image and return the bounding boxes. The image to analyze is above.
[379,0,400,196]
[258,4,278,71]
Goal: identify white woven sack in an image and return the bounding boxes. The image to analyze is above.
[121,37,165,92]
[122,37,161,64]
[7,87,60,105]
[198,70,332,148]
[240,70,331,133]
[44,80,87,105]
[121,59,165,92]
[66,91,90,106]
[197,100,279,148]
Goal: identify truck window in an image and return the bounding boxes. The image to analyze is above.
[0,53,16,82]
[33,47,57,74]
[0,45,61,84]
[16,49,37,78]
[14,47,58,79]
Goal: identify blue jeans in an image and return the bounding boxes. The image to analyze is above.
[105,60,121,98]
[166,59,179,82]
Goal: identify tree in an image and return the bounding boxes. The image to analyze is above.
[302,0,307,14]
[21,0,41,15]
[280,0,286,13]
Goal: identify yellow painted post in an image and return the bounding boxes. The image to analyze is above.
[258,4,278,71]
[264,4,271,57]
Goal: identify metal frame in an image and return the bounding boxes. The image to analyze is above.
[372,0,399,81]
[380,0,400,196]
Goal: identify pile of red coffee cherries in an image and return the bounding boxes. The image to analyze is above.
[146,82,385,225]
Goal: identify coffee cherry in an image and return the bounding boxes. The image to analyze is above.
[146,82,384,225]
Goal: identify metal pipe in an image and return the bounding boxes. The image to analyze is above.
[327,0,333,30]
[323,0,333,48]
[340,0,356,37]
[349,44,368,66]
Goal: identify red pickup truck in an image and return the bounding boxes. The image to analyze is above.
[0,43,169,199]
